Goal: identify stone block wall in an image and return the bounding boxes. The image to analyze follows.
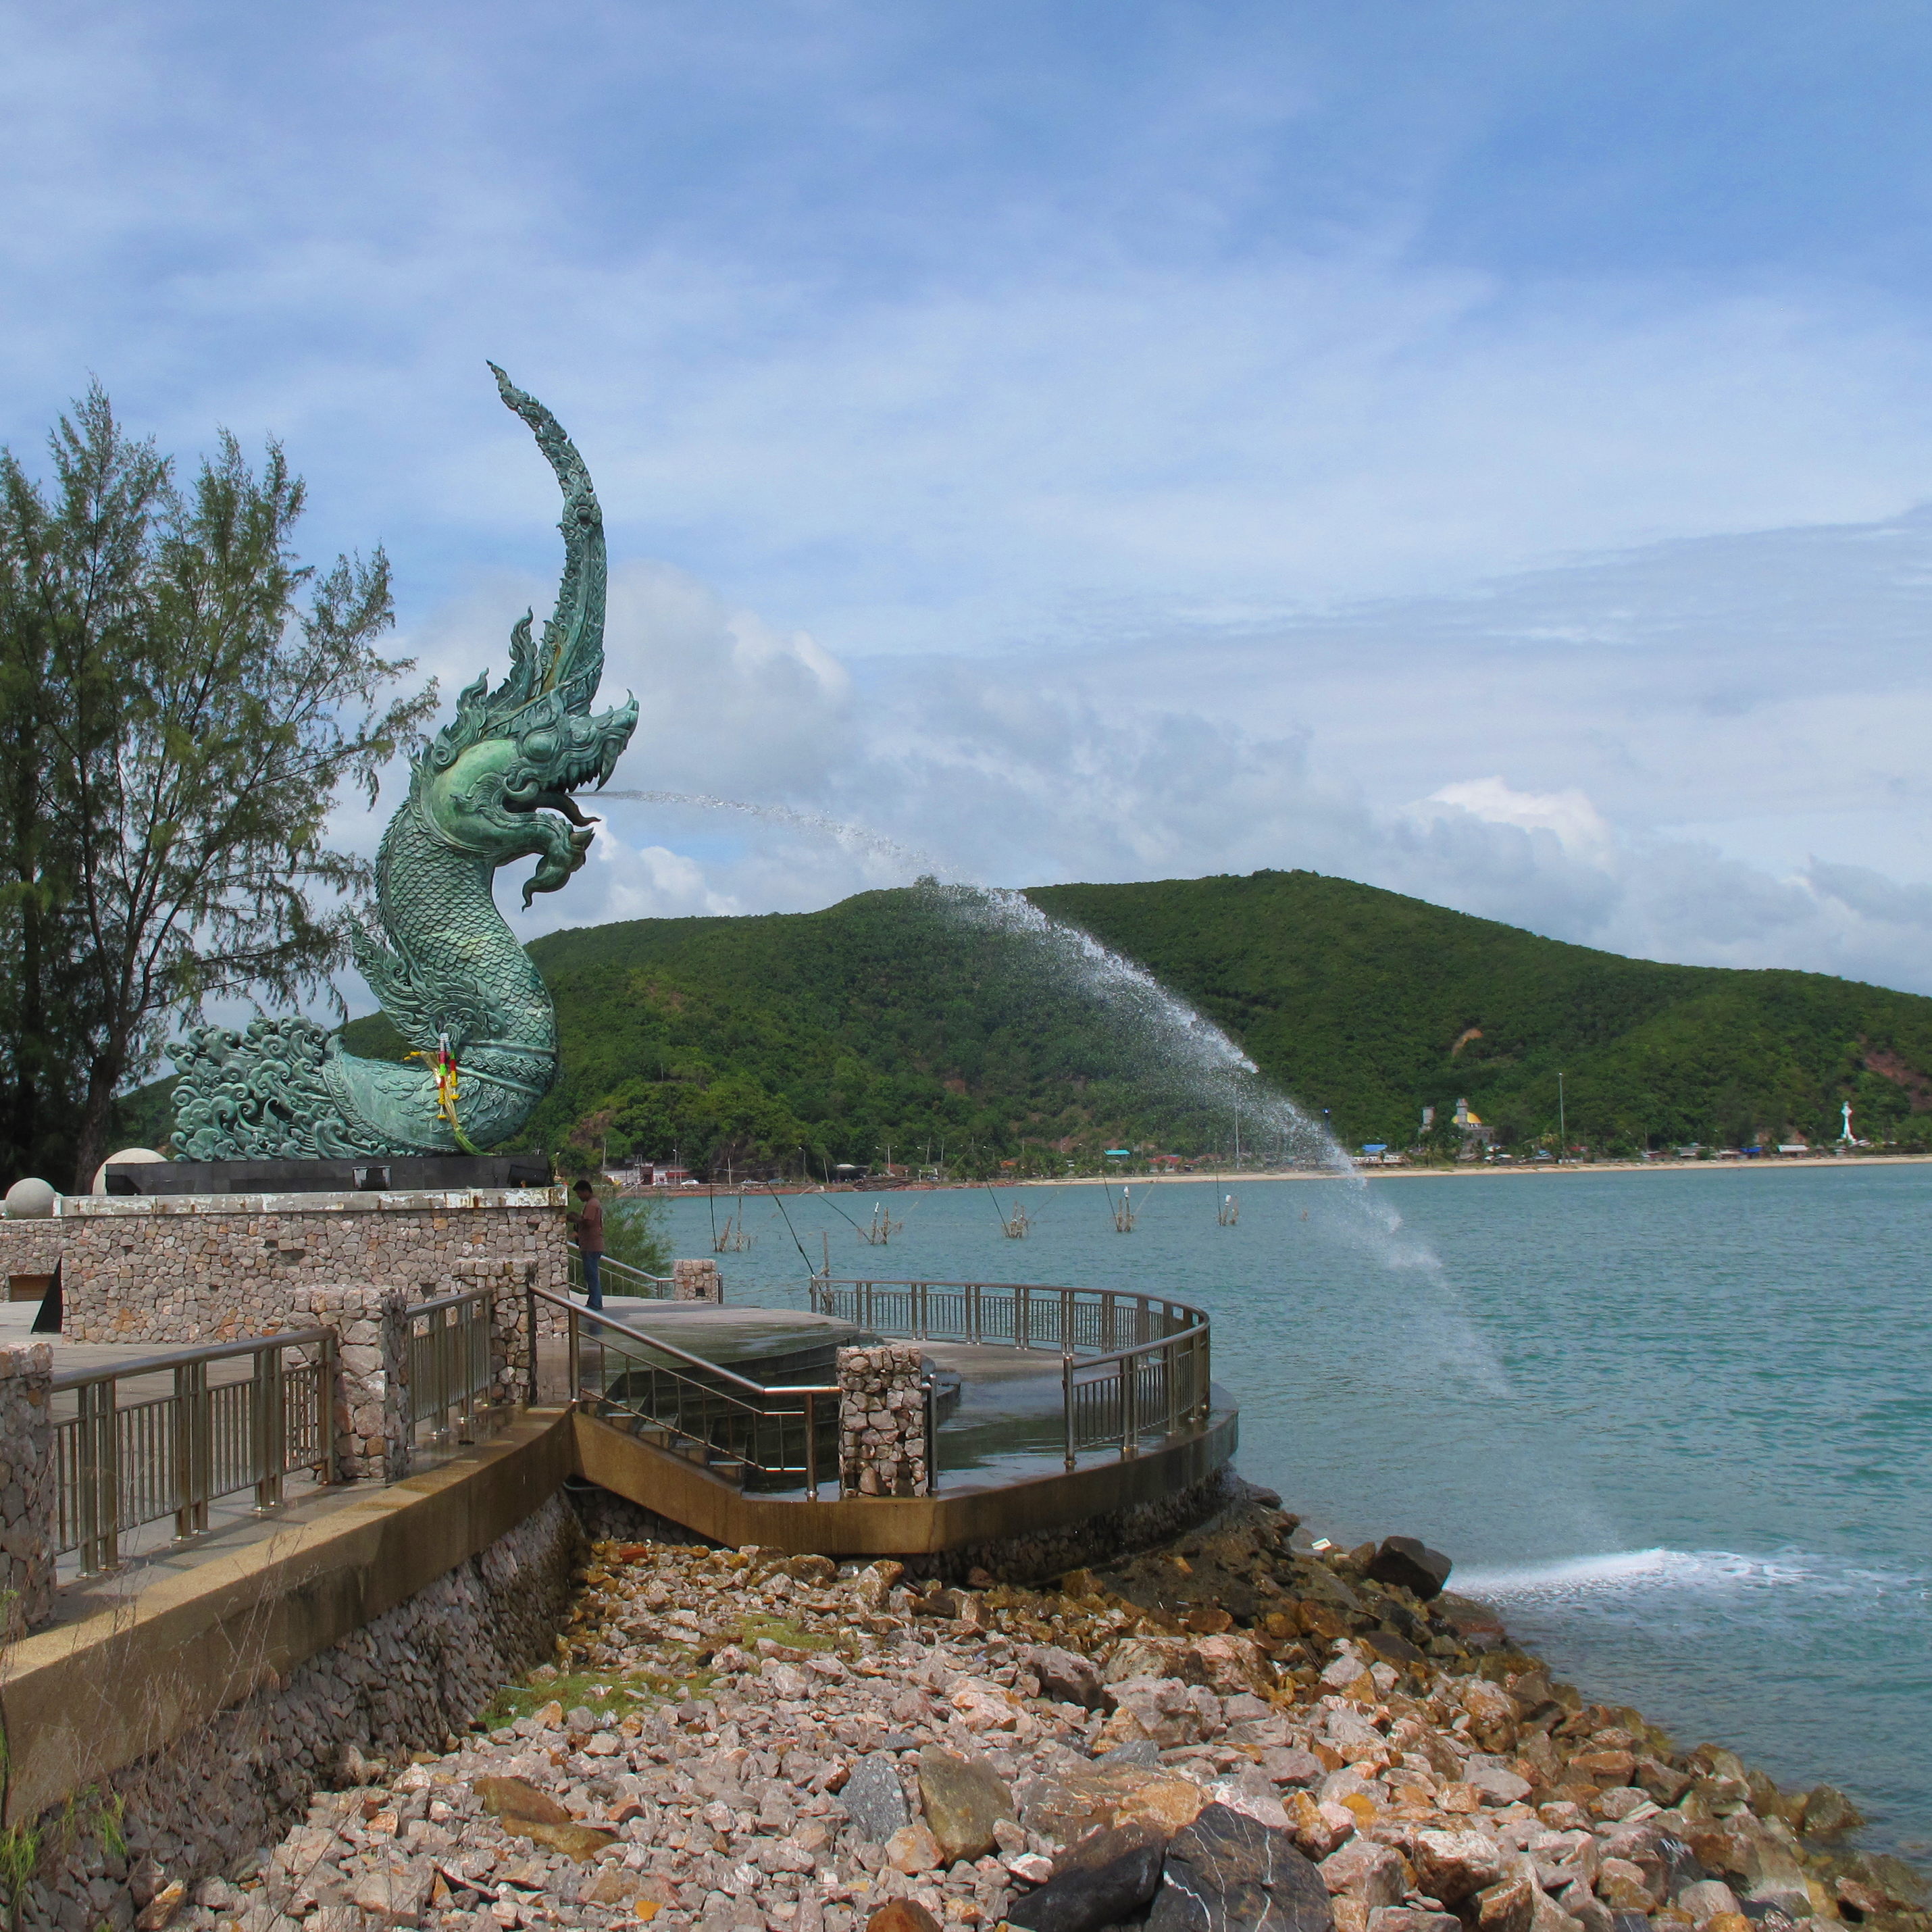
[290,1286,414,1483]
[0,1343,54,1632]
[837,1342,930,1497]
[0,1219,66,1290]
[22,1493,581,1932]
[56,1191,569,1350]
[671,1256,722,1302]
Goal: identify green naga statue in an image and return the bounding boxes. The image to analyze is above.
[168,368,638,1159]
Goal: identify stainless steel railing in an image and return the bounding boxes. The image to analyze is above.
[809,1275,1213,1467]
[566,1246,682,1300]
[53,1329,337,1573]
[406,1288,497,1445]
[532,1284,850,1498]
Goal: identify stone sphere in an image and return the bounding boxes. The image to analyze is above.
[3,1177,56,1219]
[91,1147,166,1197]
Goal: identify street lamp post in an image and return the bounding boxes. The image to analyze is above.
[1557,1072,1567,1165]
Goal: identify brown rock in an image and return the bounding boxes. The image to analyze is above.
[1319,1842,1407,1908]
[869,1902,943,1932]
[1474,1874,1537,1932]
[1029,1644,1104,1709]
[508,1818,619,1861]
[885,1823,942,1875]
[1412,1830,1506,1904]
[1300,1602,1355,1643]
[1461,1680,1520,1753]
[1596,1859,1655,1912]
[133,1883,186,1932]
[916,1746,1013,1864]
[474,1777,572,1826]
[1796,1785,1865,1840]
[582,1869,650,1907]
[1634,1758,1694,1807]
[1019,1761,1207,1844]
[1186,1631,1275,1695]
[1104,1636,1192,1683]
[1570,1750,1636,1783]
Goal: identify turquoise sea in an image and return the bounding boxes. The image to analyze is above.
[650,1163,1932,1858]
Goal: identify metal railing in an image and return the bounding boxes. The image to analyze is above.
[810,1275,1213,1467]
[53,1329,336,1573]
[407,1289,496,1445]
[534,1285,847,1498]
[566,1246,682,1300]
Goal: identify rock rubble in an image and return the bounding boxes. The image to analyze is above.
[196,1496,1924,1932]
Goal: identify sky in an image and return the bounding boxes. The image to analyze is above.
[11,3,1932,997]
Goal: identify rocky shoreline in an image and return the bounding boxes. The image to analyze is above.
[178,1488,1925,1932]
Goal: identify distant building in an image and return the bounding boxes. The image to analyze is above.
[1454,1098,1495,1147]
[648,1164,692,1186]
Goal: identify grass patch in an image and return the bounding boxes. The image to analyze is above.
[480,1659,718,1731]
[732,1613,840,1654]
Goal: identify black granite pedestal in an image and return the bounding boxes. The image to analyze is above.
[101,1154,554,1195]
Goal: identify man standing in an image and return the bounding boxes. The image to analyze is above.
[572,1178,605,1311]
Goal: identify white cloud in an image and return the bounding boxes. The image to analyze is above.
[1417,778,1616,866]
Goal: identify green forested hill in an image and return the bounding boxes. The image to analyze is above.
[309,869,1932,1171]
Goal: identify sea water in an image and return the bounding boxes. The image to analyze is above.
[649,1163,1932,1855]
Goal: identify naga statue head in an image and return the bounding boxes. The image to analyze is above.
[415,365,640,905]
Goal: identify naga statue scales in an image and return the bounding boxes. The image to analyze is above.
[168,368,638,1160]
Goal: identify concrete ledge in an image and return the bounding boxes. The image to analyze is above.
[55,1188,563,1216]
[0,1407,574,1823]
[569,1402,1240,1556]
[0,1391,1238,1825]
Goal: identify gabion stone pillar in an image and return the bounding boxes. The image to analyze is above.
[671,1258,722,1302]
[304,1286,413,1481]
[836,1343,928,1496]
[0,1344,55,1632]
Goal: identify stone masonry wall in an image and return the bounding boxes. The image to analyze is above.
[669,1257,721,1302]
[22,1493,582,1932]
[0,1342,54,1632]
[836,1342,929,1497]
[57,1194,571,1367]
[0,1219,66,1286]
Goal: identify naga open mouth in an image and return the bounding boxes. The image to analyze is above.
[500,698,639,821]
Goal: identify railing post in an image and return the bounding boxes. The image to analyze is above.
[923,1372,939,1495]
[253,1342,286,1511]
[567,1306,581,1404]
[804,1392,818,1502]
[172,1358,210,1537]
[524,1277,538,1405]
[81,1379,120,1572]
[1062,1352,1075,1471]
[1121,1346,1139,1459]
[318,1329,339,1481]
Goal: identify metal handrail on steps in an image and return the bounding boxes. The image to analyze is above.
[530,1284,853,1500]
[565,1245,682,1300]
[809,1275,1213,1468]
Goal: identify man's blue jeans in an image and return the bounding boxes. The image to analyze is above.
[582,1252,603,1311]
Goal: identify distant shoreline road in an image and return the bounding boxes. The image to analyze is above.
[628,1152,1932,1198]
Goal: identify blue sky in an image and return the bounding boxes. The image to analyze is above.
[11,3,1932,992]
